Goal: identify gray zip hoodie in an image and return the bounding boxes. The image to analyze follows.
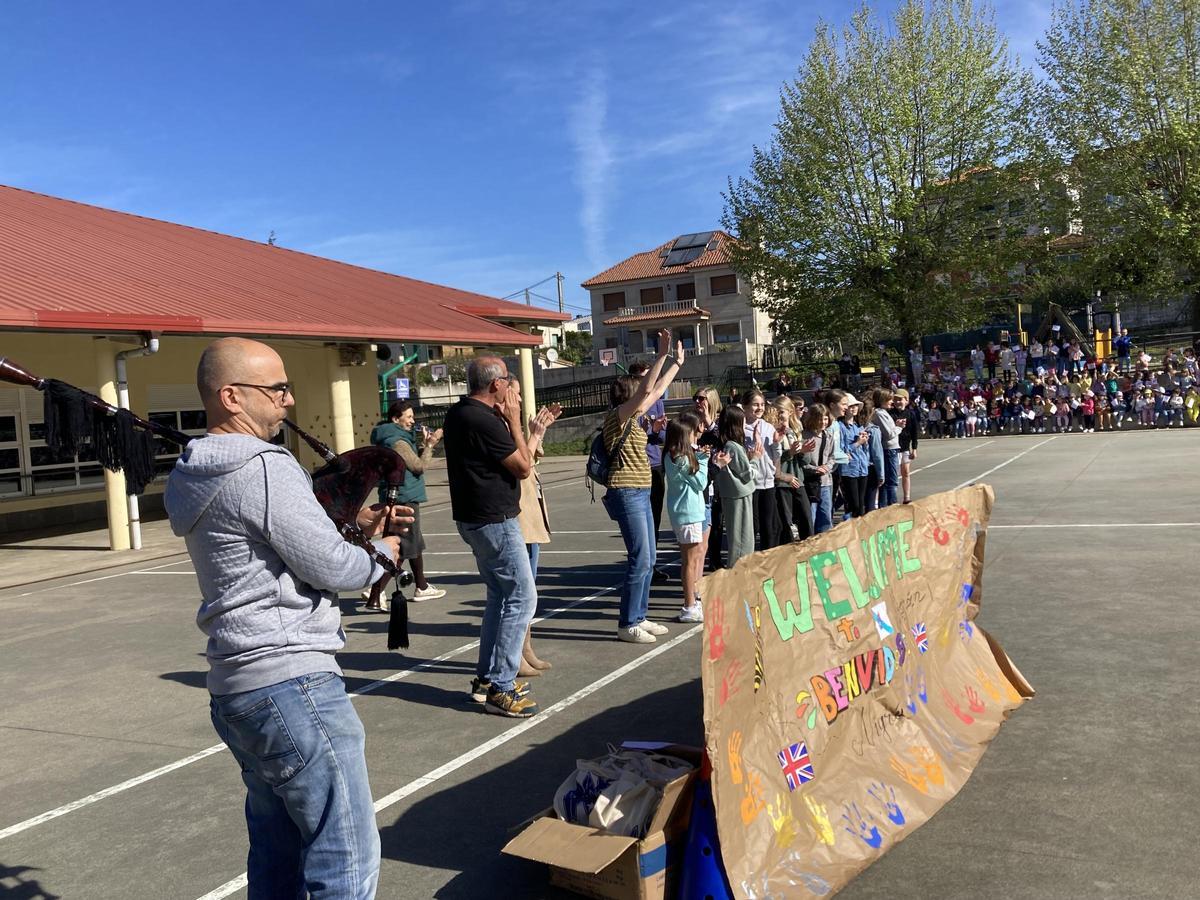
[165,433,384,694]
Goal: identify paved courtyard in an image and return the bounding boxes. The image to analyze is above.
[1,430,1197,899]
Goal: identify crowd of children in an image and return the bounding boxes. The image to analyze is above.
[657,386,917,624]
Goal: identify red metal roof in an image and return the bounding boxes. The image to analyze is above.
[0,185,544,347]
[452,296,570,324]
[582,231,734,288]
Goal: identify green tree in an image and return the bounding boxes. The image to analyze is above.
[558,330,594,364]
[723,0,1032,355]
[1035,0,1200,325]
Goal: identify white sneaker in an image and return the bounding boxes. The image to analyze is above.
[640,620,669,636]
[678,603,704,623]
[618,625,656,644]
[411,584,447,602]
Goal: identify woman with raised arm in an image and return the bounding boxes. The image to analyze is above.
[602,329,684,644]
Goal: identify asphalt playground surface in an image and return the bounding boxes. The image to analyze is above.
[1,429,1197,900]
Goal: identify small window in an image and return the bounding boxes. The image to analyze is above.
[710,274,737,296]
[605,336,618,349]
[676,282,696,301]
[628,331,644,354]
[712,322,741,344]
[603,291,625,311]
[639,287,664,306]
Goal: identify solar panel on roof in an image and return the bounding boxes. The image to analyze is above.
[671,231,714,250]
[664,246,704,266]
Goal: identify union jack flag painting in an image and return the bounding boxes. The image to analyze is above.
[913,622,929,654]
[777,741,814,791]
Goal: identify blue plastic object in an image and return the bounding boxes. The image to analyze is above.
[678,779,733,900]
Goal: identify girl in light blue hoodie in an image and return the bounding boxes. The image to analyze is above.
[665,414,709,622]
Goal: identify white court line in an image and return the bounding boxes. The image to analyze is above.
[11,558,191,597]
[990,522,1200,529]
[0,574,632,843]
[0,745,228,841]
[953,437,1057,490]
[197,626,702,900]
[910,440,994,473]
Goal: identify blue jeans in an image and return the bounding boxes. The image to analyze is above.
[813,484,833,533]
[527,542,540,581]
[458,518,536,690]
[210,673,379,899]
[880,449,900,507]
[603,487,655,629]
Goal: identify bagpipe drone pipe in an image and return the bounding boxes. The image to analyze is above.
[0,356,414,649]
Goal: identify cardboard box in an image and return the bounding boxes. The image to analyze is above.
[502,745,701,900]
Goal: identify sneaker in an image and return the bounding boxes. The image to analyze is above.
[485,686,539,718]
[470,677,529,703]
[640,620,669,636]
[618,625,657,644]
[411,584,447,602]
[678,604,704,623]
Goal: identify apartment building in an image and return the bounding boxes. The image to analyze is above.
[581,231,773,361]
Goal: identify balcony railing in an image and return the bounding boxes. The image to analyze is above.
[612,299,703,317]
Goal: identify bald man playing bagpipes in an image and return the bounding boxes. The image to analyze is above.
[164,338,409,899]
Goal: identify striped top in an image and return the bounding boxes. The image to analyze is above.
[603,410,651,488]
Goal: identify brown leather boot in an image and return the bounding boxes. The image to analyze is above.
[523,626,552,670]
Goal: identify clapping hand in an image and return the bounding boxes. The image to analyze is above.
[749,434,764,460]
[800,436,818,453]
[528,403,562,438]
[651,415,668,434]
[656,329,672,356]
[713,450,732,469]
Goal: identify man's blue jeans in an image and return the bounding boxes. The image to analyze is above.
[880,449,900,507]
[602,487,655,629]
[813,484,833,533]
[209,672,380,900]
[458,517,536,691]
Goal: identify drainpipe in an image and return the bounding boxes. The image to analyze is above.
[116,334,160,550]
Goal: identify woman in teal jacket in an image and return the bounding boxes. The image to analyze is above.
[369,400,444,605]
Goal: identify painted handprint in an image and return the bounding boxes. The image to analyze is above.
[766,793,800,849]
[803,795,836,846]
[889,753,930,795]
[908,744,945,787]
[841,802,882,849]
[959,618,975,641]
[965,685,986,714]
[917,666,928,704]
[709,598,726,661]
[904,677,918,716]
[728,731,744,784]
[740,769,766,825]
[720,658,744,705]
[975,666,1002,702]
[943,687,975,724]
[866,781,906,826]
[776,857,832,897]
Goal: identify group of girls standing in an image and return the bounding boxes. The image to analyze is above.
[602,334,916,638]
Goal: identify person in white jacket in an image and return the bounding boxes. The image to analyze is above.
[870,387,901,507]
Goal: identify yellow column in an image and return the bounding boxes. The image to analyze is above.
[327,345,355,453]
[94,339,130,551]
[518,346,536,427]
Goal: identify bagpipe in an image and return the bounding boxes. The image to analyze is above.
[0,356,414,649]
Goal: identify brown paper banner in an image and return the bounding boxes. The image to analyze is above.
[701,486,1033,898]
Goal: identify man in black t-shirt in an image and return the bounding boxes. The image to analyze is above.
[443,356,549,718]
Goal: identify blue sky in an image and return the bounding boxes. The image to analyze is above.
[0,1,1049,318]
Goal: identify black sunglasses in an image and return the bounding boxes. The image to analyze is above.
[230,382,294,398]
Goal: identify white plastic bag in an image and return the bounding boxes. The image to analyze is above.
[553,749,694,838]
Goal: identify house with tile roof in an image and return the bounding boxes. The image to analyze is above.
[581,231,773,363]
